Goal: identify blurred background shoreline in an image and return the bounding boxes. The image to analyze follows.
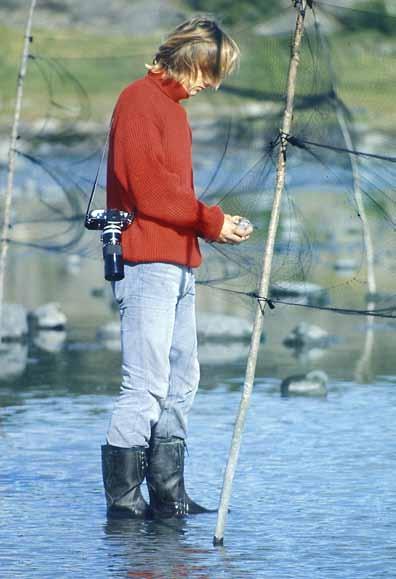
[1,3,396,577]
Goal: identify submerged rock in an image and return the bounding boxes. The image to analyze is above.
[29,303,67,330]
[280,370,328,397]
[283,322,330,349]
[0,304,28,340]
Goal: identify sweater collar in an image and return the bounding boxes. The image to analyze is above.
[147,71,189,102]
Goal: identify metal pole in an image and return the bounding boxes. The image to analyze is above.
[213,0,308,547]
[0,0,37,340]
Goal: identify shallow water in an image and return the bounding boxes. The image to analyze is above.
[1,298,396,577]
[1,237,396,578]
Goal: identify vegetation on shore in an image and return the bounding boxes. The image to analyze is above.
[0,12,395,135]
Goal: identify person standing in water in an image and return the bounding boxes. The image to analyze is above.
[103,16,252,518]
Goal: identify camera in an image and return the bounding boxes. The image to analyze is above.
[85,208,134,281]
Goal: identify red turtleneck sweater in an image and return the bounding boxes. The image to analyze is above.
[106,72,224,267]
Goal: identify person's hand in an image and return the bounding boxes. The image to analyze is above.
[215,214,253,244]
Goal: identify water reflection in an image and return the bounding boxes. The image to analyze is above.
[293,346,326,364]
[0,342,28,380]
[1,316,396,577]
[103,517,214,578]
[5,247,396,386]
[33,330,67,353]
[354,314,375,384]
[2,136,396,577]
[2,320,394,395]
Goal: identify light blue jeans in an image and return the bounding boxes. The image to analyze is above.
[106,262,200,448]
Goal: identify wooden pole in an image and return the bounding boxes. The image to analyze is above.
[316,18,376,298]
[0,0,37,340]
[317,20,377,385]
[213,0,308,547]
[354,308,374,383]
[335,109,377,297]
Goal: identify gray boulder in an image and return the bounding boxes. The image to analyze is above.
[270,281,329,307]
[29,303,67,330]
[280,370,328,397]
[283,322,330,349]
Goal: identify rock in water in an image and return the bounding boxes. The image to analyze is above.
[280,370,328,397]
[29,303,67,331]
[283,322,330,349]
[0,304,28,340]
[270,281,329,307]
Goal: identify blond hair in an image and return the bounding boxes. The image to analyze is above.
[147,17,240,86]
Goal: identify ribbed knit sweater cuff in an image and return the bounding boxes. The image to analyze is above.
[197,204,224,242]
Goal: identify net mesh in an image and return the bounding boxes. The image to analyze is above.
[1,0,396,318]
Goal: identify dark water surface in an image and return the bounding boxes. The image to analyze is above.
[1,250,396,578]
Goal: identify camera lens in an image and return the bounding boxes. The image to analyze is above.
[102,223,124,281]
[104,245,124,281]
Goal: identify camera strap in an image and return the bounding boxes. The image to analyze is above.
[84,118,113,221]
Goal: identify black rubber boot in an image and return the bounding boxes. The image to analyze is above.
[147,437,215,518]
[101,444,151,519]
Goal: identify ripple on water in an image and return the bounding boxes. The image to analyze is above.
[1,366,396,577]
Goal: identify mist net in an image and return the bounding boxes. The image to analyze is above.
[3,0,396,319]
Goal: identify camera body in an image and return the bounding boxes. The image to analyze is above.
[85,208,134,281]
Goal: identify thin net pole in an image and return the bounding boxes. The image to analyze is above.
[0,0,37,340]
[335,108,377,297]
[213,0,309,547]
[317,19,377,299]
